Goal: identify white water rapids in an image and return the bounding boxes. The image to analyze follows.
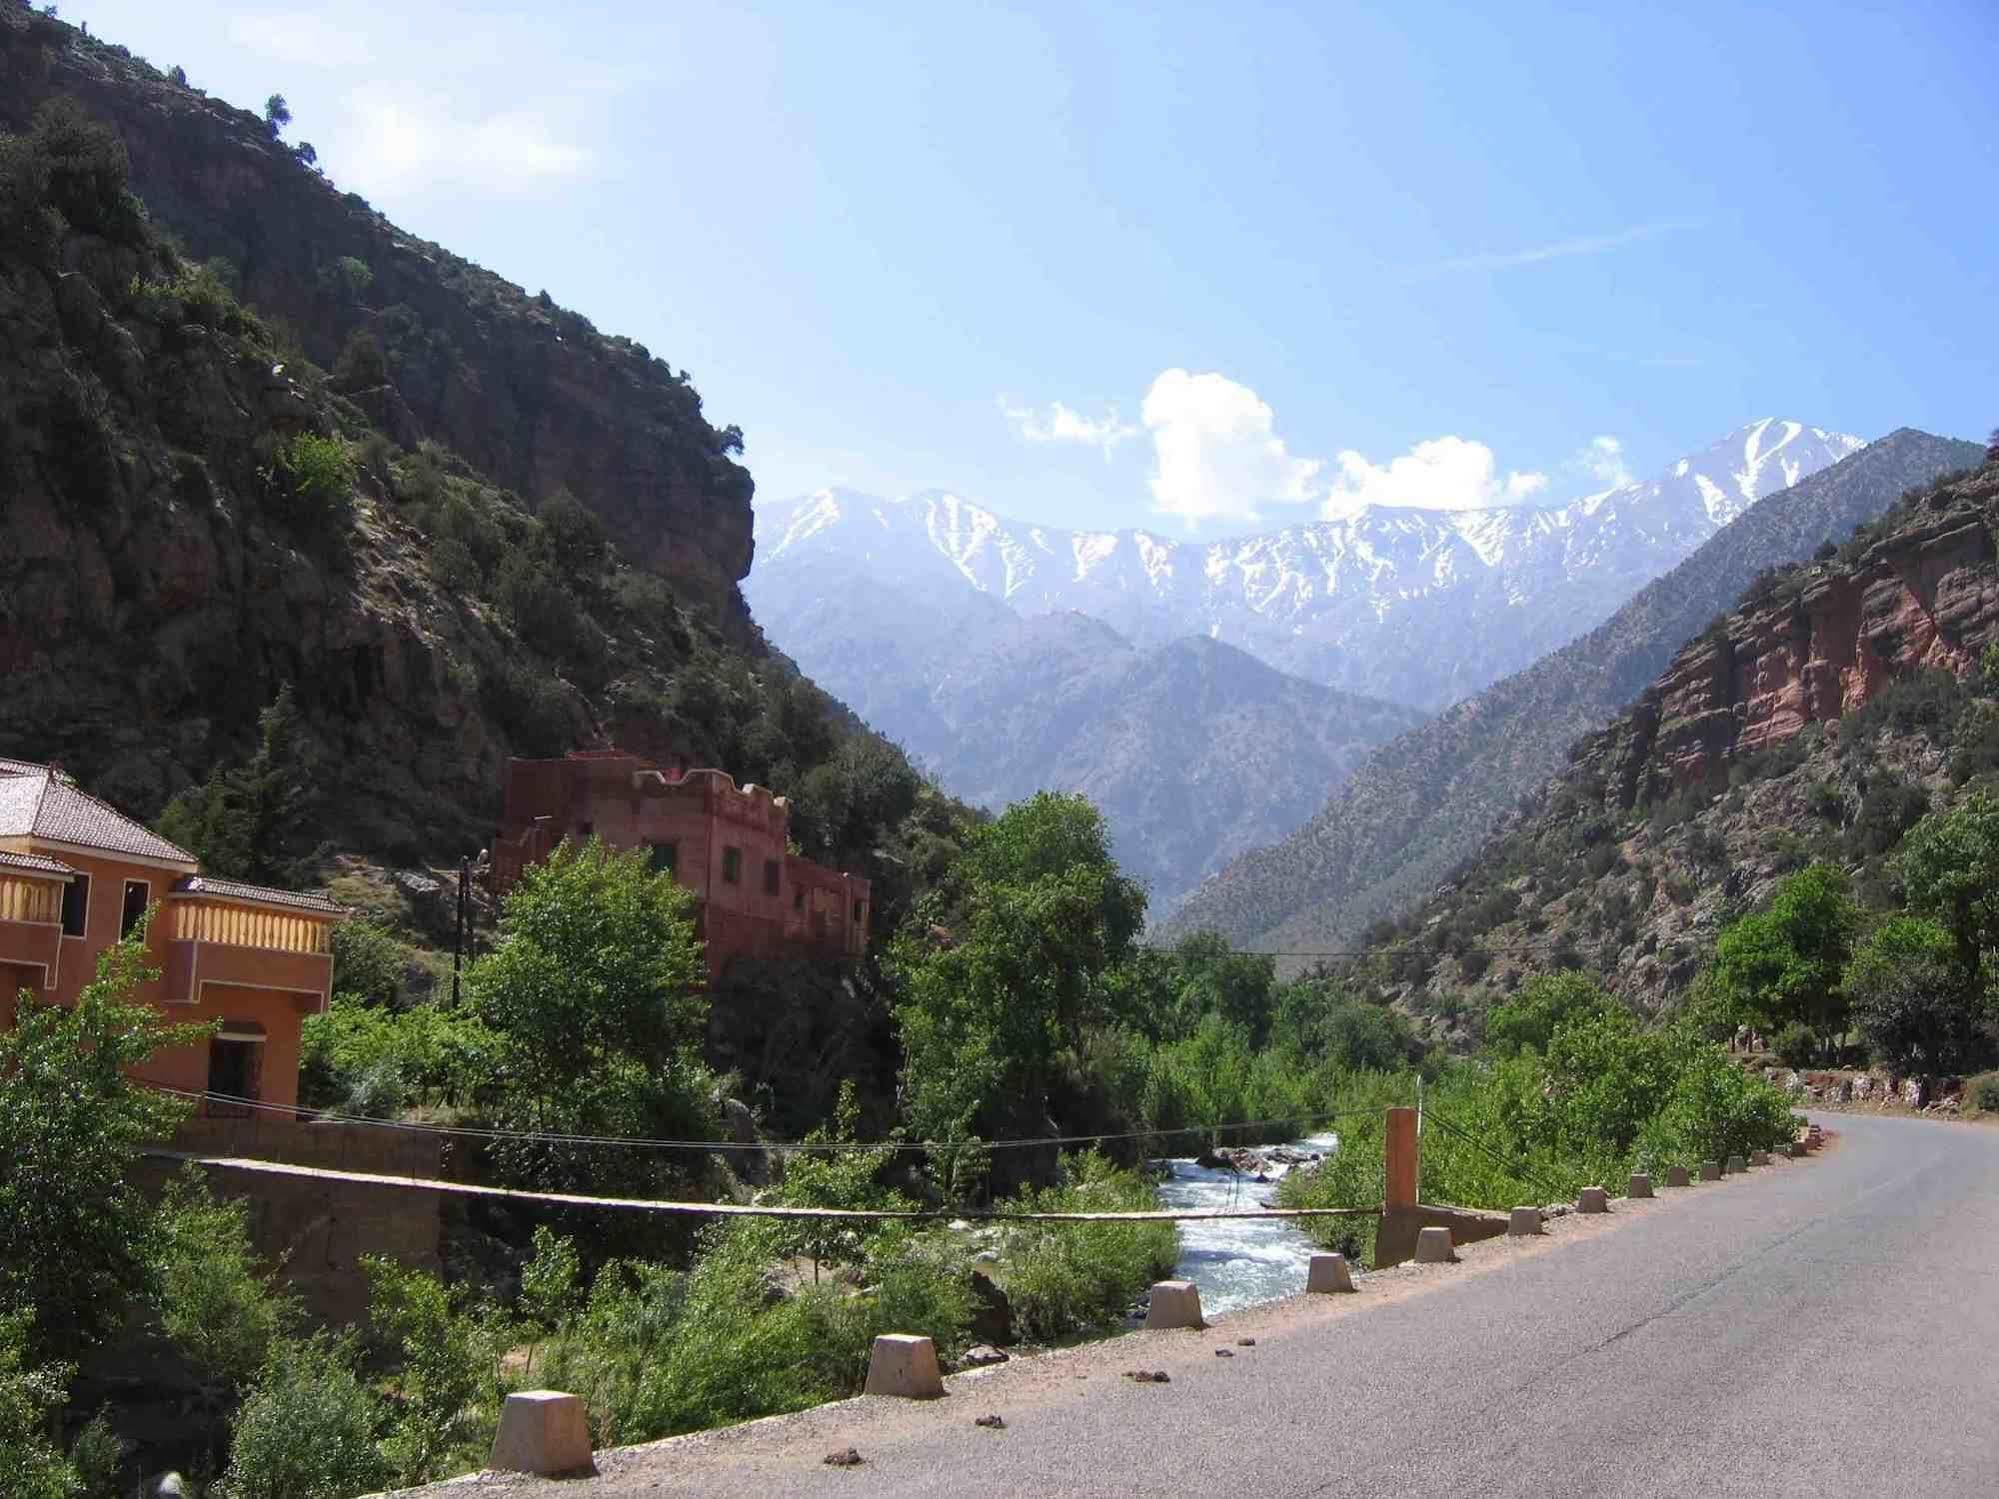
[1155,1133,1340,1317]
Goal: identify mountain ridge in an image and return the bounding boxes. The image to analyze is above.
[751,419,1865,712]
[1160,428,1987,955]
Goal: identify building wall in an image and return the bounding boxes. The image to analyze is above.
[134,979,313,1111]
[0,844,328,1114]
[33,844,186,1007]
[495,754,872,978]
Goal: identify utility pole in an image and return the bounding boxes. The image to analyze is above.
[452,855,471,1004]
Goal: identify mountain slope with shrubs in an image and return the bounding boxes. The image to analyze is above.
[1333,457,1999,1052]
[1165,429,1984,950]
[0,88,967,919]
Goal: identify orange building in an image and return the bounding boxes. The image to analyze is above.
[0,757,343,1113]
[491,750,871,981]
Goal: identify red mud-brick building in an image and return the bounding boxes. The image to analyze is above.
[490,750,872,982]
[0,757,344,1113]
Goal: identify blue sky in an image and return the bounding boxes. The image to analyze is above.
[73,0,1999,533]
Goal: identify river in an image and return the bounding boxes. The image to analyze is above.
[1156,1133,1338,1317]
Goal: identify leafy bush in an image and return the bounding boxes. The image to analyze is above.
[1770,1021,1818,1070]
[152,1173,295,1390]
[364,1258,505,1485]
[992,1154,1176,1341]
[272,432,356,527]
[216,1335,389,1499]
[0,1310,77,1499]
[1967,1072,1999,1113]
[300,1000,499,1115]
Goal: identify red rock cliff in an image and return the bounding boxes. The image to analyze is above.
[1603,490,1999,796]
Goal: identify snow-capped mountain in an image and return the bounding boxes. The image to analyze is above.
[749,420,1865,712]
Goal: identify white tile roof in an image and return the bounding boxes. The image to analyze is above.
[0,760,198,865]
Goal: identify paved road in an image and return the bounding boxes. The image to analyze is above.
[428,1113,1999,1498]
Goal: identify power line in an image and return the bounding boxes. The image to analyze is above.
[142,1148,1384,1223]
[1420,1106,1564,1201]
[153,1085,1370,1157]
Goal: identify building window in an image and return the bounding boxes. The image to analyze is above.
[121,880,149,938]
[793,888,805,912]
[578,820,595,839]
[853,899,866,925]
[722,846,742,884]
[648,840,678,875]
[60,873,90,938]
[763,859,780,896]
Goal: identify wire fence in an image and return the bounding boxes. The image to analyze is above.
[142,1148,1386,1224]
[149,1084,1376,1159]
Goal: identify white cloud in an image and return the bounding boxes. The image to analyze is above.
[341,83,592,195]
[1141,369,1321,527]
[1577,434,1634,490]
[1000,398,1137,457]
[1325,435,1547,518]
[227,12,375,68]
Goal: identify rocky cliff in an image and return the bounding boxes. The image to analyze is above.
[0,85,968,914]
[0,8,754,620]
[1629,509,1996,789]
[1344,457,1999,1026]
[1163,430,1985,951]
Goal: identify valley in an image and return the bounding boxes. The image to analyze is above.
[1,4,1995,1498]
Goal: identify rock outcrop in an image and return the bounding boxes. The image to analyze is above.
[0,9,754,619]
[1595,503,1999,799]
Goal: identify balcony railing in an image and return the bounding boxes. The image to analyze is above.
[171,900,331,955]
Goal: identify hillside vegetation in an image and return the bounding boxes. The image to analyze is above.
[1327,459,1999,1041]
[0,84,965,919]
[1164,430,1984,951]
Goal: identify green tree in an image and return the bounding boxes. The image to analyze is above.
[467,841,714,1188]
[766,1080,910,1280]
[263,93,291,137]
[0,926,204,1359]
[1845,915,1991,1075]
[155,683,316,882]
[1901,792,1999,976]
[0,1311,75,1499]
[216,1334,389,1499]
[1711,862,1859,1060]
[890,793,1145,1144]
[1484,971,1620,1056]
[1165,932,1280,1047]
[152,1173,296,1393]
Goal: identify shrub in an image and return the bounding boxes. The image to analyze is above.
[216,1335,389,1499]
[1770,1021,1818,1070]
[152,1173,295,1390]
[1967,1073,1999,1113]
[271,432,355,529]
[0,1310,77,1499]
[991,1153,1176,1341]
[299,1000,498,1114]
[365,1258,504,1485]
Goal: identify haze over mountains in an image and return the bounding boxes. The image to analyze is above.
[747,419,1873,913]
[752,419,1864,712]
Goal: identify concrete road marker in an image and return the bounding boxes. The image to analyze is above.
[1577,1186,1610,1214]
[489,1391,592,1477]
[1413,1226,1457,1264]
[1507,1206,1544,1237]
[1143,1280,1206,1330]
[1725,1154,1747,1174]
[1307,1253,1356,1292]
[1628,1172,1654,1199]
[1666,1165,1691,1188]
[865,1334,945,1398]
[1700,1160,1722,1181]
